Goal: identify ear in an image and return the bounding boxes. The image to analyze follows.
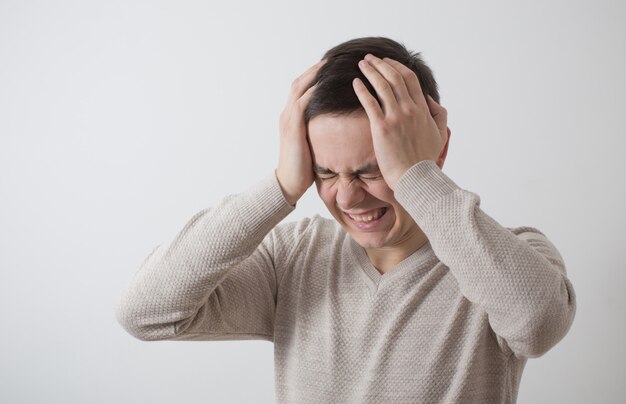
[436,127,451,169]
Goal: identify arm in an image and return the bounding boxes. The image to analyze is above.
[116,175,294,341]
[395,161,576,358]
[353,54,576,358]
[116,60,324,341]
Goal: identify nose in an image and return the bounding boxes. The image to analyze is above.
[335,177,366,210]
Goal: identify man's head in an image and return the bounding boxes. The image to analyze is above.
[305,36,440,124]
[305,37,447,268]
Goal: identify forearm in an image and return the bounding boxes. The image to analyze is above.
[395,161,576,357]
[116,175,294,341]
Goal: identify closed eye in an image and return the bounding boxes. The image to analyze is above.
[313,164,383,182]
[359,174,383,181]
[315,172,337,180]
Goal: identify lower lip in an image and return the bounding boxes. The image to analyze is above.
[345,208,389,231]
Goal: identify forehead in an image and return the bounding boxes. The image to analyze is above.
[307,112,376,170]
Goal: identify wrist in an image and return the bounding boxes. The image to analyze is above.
[274,169,300,206]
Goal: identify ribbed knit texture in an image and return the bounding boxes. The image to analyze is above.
[116,160,576,403]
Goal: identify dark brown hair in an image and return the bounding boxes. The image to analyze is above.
[305,37,439,124]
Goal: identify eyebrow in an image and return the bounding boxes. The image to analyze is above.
[313,163,380,175]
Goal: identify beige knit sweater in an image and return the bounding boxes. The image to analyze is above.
[116,160,576,403]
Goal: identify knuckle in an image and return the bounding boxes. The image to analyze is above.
[291,76,302,89]
[373,120,389,134]
[417,102,430,115]
[379,80,392,92]
[404,70,418,80]
[294,97,307,111]
[405,71,420,86]
[386,114,400,127]
[363,98,378,110]
[402,103,418,116]
[388,70,403,85]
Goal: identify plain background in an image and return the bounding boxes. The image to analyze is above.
[1,0,624,403]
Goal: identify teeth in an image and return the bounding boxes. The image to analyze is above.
[349,208,385,223]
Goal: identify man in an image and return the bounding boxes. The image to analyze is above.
[117,37,576,403]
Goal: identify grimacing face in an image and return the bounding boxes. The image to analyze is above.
[307,111,427,256]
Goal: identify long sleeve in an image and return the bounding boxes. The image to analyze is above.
[115,175,295,341]
[394,160,576,359]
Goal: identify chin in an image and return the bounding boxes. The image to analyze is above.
[346,230,389,249]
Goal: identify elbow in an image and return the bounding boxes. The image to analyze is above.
[512,318,573,359]
[115,296,174,342]
[510,279,577,358]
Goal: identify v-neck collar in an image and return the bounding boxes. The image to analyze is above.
[346,236,439,294]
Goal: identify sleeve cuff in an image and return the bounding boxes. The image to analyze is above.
[235,174,296,235]
[394,160,462,223]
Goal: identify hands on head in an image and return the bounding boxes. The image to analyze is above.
[275,60,324,206]
[353,54,450,189]
[275,55,450,206]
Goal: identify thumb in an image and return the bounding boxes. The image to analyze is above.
[425,95,448,130]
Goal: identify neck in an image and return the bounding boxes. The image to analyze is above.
[365,228,429,274]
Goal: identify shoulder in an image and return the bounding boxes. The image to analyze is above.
[268,215,346,284]
[267,215,347,264]
[270,214,344,246]
[507,226,566,270]
[507,226,553,247]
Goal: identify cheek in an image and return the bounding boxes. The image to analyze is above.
[363,183,396,203]
[316,183,337,209]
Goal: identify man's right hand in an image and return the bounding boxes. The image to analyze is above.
[276,60,324,206]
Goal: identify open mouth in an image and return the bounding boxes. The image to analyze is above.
[346,207,388,223]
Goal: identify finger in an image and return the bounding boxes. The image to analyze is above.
[425,95,448,141]
[284,84,318,133]
[363,54,413,106]
[352,77,385,122]
[286,60,326,106]
[382,57,426,107]
[425,95,447,126]
[357,58,399,114]
[295,83,318,113]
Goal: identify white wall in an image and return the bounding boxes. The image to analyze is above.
[1,0,624,402]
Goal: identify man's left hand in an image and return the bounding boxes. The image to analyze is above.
[353,54,450,190]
